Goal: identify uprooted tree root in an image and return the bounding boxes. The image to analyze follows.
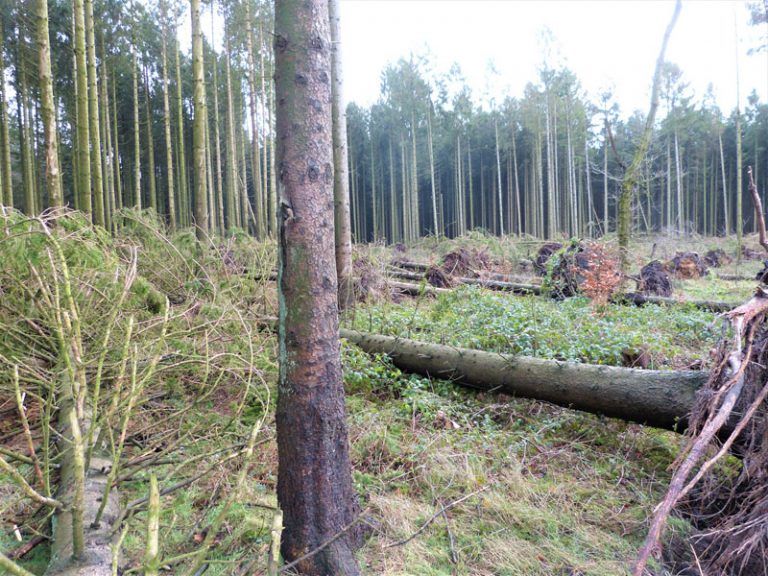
[633,286,768,576]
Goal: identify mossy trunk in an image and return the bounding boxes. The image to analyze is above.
[340,330,707,431]
[44,402,119,576]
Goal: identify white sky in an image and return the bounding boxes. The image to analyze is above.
[338,0,768,117]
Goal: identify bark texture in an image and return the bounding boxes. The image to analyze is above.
[274,1,362,573]
[340,330,707,431]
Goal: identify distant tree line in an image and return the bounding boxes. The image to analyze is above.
[0,0,766,244]
[0,0,276,237]
[345,54,768,243]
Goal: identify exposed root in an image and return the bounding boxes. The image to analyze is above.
[667,252,708,279]
[703,249,732,268]
[633,286,768,576]
[638,261,673,297]
[533,242,563,275]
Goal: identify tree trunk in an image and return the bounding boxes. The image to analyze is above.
[74,0,91,216]
[210,16,225,234]
[0,17,12,207]
[85,0,104,225]
[340,330,706,432]
[428,104,440,237]
[132,47,142,209]
[144,72,157,212]
[245,0,264,238]
[36,0,63,208]
[274,0,362,572]
[225,35,239,229]
[161,30,176,227]
[495,118,504,236]
[191,0,208,241]
[618,0,680,271]
[329,0,354,310]
[175,42,188,226]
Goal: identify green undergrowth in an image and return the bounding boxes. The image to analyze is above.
[348,286,722,369]
[0,213,736,575]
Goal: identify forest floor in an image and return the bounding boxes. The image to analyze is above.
[0,211,762,575]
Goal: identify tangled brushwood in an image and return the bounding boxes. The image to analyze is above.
[571,242,621,307]
[634,286,768,576]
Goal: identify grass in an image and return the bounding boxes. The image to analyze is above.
[0,214,751,575]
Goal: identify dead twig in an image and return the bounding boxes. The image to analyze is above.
[385,487,487,549]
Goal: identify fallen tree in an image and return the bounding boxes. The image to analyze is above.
[388,268,734,312]
[338,329,707,432]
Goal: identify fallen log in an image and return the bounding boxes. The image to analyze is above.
[617,292,733,313]
[389,262,541,285]
[388,268,734,311]
[338,329,707,431]
[388,280,449,297]
[387,269,543,295]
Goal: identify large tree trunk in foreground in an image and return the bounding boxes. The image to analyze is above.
[274,1,362,574]
[340,330,707,431]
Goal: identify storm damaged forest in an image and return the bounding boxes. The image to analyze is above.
[2,1,768,575]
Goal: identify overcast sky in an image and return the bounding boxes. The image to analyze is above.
[337,0,768,117]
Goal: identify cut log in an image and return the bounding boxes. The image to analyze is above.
[339,329,707,431]
[388,280,449,297]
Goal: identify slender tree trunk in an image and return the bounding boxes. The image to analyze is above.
[245,0,264,237]
[36,0,62,208]
[175,42,188,226]
[210,17,225,234]
[161,31,176,227]
[74,0,91,216]
[225,36,237,230]
[329,0,353,310]
[0,17,11,207]
[144,72,157,212]
[112,74,123,211]
[428,105,439,237]
[735,14,743,258]
[274,1,362,572]
[100,52,114,231]
[618,0,680,270]
[191,0,208,240]
[18,49,36,214]
[603,121,609,234]
[494,119,504,236]
[584,136,593,237]
[85,0,104,225]
[132,48,142,209]
[674,130,682,234]
[719,131,729,235]
[512,127,521,235]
